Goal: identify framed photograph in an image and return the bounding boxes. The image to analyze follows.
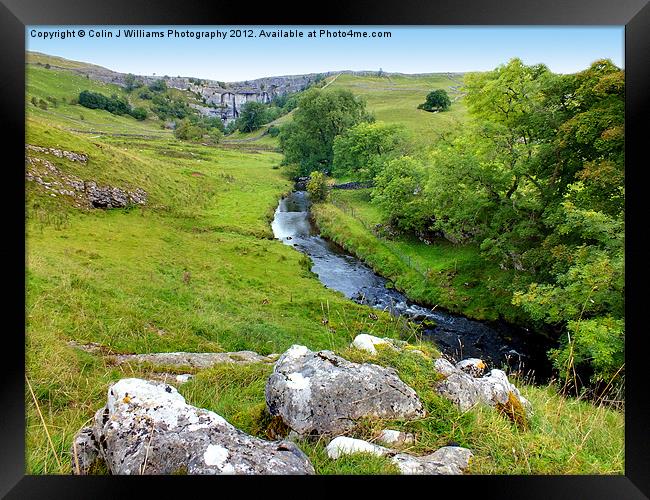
[2,0,647,497]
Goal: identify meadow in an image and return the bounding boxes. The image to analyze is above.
[25,57,624,475]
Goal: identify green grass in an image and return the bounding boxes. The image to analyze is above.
[177,346,623,475]
[329,73,467,149]
[25,64,412,473]
[313,192,529,323]
[25,58,623,476]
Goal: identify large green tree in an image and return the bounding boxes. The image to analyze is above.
[332,121,409,181]
[237,101,268,133]
[418,89,451,112]
[280,87,373,175]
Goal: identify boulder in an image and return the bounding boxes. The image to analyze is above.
[326,436,473,475]
[434,358,531,413]
[391,446,473,475]
[72,378,314,475]
[326,436,389,459]
[456,358,486,377]
[266,345,425,437]
[350,334,395,355]
[377,429,415,447]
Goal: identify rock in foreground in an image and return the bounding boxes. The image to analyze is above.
[71,378,314,475]
[326,436,473,475]
[266,345,425,437]
[434,358,531,413]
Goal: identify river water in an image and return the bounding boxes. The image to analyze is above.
[271,190,552,379]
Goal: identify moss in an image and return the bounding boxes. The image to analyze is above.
[253,407,290,439]
[171,465,188,475]
[495,391,529,431]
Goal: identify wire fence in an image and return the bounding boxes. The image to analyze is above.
[329,197,432,280]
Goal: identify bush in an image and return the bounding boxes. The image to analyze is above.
[208,128,224,144]
[78,90,131,116]
[174,119,204,141]
[306,171,329,202]
[130,107,148,121]
[124,73,142,92]
[268,126,281,137]
[148,79,168,93]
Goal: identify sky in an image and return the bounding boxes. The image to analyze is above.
[26,26,624,81]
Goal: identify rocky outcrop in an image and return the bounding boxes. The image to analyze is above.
[434,358,531,414]
[326,436,473,475]
[26,153,147,209]
[113,351,278,369]
[71,378,315,475]
[85,182,147,208]
[265,345,425,437]
[26,144,88,163]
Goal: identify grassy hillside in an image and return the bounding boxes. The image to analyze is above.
[25,58,623,476]
[328,73,467,147]
[25,65,407,473]
[27,51,109,70]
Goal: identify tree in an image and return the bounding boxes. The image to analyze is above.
[130,107,148,121]
[148,79,167,93]
[418,89,451,112]
[124,73,142,92]
[372,156,432,233]
[333,121,409,181]
[173,119,204,141]
[306,171,329,202]
[237,101,267,133]
[280,87,373,175]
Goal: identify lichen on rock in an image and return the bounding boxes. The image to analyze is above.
[71,378,315,475]
[266,345,425,437]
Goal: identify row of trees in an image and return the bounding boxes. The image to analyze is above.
[78,90,148,120]
[278,59,625,386]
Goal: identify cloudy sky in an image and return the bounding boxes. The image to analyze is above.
[26,26,624,81]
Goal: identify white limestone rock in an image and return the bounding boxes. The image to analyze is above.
[435,358,531,414]
[71,378,314,475]
[326,436,390,459]
[266,345,425,437]
[377,429,415,446]
[350,334,394,355]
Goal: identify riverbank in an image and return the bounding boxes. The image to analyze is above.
[313,189,532,325]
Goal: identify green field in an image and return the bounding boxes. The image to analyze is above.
[25,57,623,476]
[328,73,467,148]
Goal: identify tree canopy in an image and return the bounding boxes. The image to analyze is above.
[418,89,451,112]
[280,87,373,175]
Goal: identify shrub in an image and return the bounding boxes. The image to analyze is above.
[306,171,329,202]
[130,107,148,121]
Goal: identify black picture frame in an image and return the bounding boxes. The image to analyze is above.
[2,0,648,497]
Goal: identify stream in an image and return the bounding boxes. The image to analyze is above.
[271,190,553,381]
